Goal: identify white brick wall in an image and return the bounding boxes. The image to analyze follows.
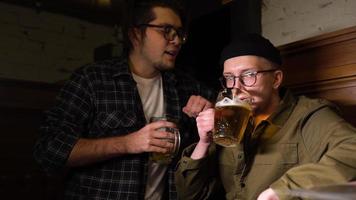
[262,0,356,46]
[0,2,118,83]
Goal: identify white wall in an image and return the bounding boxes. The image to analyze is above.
[262,0,356,46]
[4,1,356,82]
[0,2,118,83]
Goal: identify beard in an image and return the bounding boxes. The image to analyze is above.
[153,60,175,71]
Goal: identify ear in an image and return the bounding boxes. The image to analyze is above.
[129,27,143,48]
[273,70,283,89]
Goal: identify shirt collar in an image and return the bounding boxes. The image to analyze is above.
[111,58,178,86]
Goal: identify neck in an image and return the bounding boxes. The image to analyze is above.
[254,91,281,126]
[129,51,159,78]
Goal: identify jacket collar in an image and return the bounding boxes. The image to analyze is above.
[255,88,297,140]
[267,88,297,127]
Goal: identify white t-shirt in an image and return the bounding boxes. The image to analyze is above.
[131,72,167,200]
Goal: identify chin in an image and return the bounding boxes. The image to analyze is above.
[156,62,175,71]
[250,104,259,114]
[251,106,257,114]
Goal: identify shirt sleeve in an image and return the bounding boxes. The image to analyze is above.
[175,143,222,200]
[33,70,93,172]
[271,106,356,198]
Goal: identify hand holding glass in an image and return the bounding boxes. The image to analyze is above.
[149,116,181,164]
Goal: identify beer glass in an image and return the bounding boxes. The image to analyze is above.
[213,89,253,147]
[149,116,181,164]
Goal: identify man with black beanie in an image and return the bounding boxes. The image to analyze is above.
[175,33,356,200]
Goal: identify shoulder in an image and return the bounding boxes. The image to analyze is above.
[291,95,345,133]
[281,91,341,130]
[73,58,127,78]
[294,95,338,117]
[60,58,128,92]
[65,58,128,86]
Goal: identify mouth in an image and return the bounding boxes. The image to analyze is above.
[236,95,254,104]
[165,50,178,58]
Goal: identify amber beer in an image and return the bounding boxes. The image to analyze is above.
[213,99,252,147]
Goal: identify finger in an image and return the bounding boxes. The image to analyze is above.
[198,108,215,119]
[203,100,214,110]
[153,131,176,141]
[150,120,177,130]
[149,138,174,152]
[182,106,193,117]
[183,109,198,118]
[197,112,214,133]
[190,97,213,115]
[148,145,170,153]
[183,95,200,117]
[183,106,193,116]
[197,117,213,129]
[189,96,204,114]
[183,95,196,110]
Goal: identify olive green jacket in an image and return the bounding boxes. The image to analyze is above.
[174,90,356,200]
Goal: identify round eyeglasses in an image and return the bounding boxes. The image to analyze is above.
[219,69,278,88]
[138,23,187,44]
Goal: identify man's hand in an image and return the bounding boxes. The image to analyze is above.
[257,188,280,200]
[196,108,214,144]
[123,120,176,154]
[67,120,178,166]
[183,95,213,118]
[190,108,214,160]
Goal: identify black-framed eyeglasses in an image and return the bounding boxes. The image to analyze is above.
[219,69,278,88]
[138,23,187,44]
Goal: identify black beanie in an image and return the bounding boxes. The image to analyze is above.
[220,33,282,66]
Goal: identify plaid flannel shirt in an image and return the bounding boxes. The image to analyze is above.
[33,58,215,200]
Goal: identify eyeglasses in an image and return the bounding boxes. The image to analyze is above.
[219,69,278,88]
[138,23,187,44]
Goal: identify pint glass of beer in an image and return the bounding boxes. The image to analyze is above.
[149,116,181,164]
[213,89,253,147]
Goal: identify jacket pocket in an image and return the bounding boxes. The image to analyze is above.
[254,143,298,168]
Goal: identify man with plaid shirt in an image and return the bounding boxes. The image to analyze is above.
[33,1,215,199]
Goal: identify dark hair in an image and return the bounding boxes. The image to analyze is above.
[120,0,186,55]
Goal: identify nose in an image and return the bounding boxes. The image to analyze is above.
[233,77,244,89]
[170,34,182,46]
